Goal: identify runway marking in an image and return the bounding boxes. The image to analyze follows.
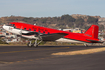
[0,47,69,64]
[52,47,105,55]
[16,61,21,63]
[8,62,14,64]
[23,60,28,62]
[0,47,69,54]
[29,59,34,61]
[5,56,61,64]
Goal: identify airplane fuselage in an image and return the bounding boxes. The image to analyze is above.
[3,22,101,44]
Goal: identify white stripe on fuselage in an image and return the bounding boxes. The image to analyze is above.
[3,25,22,35]
[56,38,85,43]
[3,25,38,39]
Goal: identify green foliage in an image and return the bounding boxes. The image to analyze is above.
[87,16,98,24]
[76,18,84,23]
[0,38,7,44]
[41,18,47,23]
[75,18,84,27]
[61,14,76,22]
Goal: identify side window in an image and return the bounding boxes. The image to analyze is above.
[13,24,16,28]
[34,28,36,31]
[43,31,45,33]
[48,32,50,34]
[13,24,15,26]
[24,28,26,30]
[29,29,31,31]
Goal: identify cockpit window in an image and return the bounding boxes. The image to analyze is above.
[7,24,15,27]
[7,24,12,26]
[10,24,12,26]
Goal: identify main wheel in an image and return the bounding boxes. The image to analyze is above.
[84,44,88,47]
[27,42,32,48]
[32,43,38,48]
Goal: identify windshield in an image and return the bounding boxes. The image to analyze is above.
[7,23,16,28]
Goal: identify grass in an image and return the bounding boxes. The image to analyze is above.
[0,43,26,46]
[52,47,105,55]
[0,42,84,46]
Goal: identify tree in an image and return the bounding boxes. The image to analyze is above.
[87,16,98,24]
[75,18,84,27]
[61,14,76,22]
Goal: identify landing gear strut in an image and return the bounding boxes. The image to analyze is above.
[32,39,42,48]
[84,43,88,47]
[27,39,42,48]
[27,40,32,48]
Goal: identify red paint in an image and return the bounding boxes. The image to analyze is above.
[10,22,100,43]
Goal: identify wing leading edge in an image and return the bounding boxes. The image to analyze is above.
[86,39,103,43]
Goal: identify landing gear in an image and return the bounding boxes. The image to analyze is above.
[27,40,32,48]
[27,39,42,48]
[84,43,88,47]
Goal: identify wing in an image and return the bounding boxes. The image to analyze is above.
[21,31,68,41]
[41,33,68,41]
[86,39,103,43]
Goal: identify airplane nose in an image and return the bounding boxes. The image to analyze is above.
[3,24,6,29]
[3,24,9,30]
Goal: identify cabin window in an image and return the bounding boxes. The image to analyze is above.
[29,29,31,31]
[13,24,15,26]
[34,29,36,31]
[24,28,26,30]
[48,32,50,34]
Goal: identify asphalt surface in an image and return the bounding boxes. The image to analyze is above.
[0,45,105,70]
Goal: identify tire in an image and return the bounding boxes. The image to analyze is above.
[27,42,32,48]
[32,43,38,48]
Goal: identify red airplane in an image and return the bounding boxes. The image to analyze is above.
[3,22,102,47]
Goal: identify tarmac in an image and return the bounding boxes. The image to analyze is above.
[0,45,105,70]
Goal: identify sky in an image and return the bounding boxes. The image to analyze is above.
[0,0,105,18]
